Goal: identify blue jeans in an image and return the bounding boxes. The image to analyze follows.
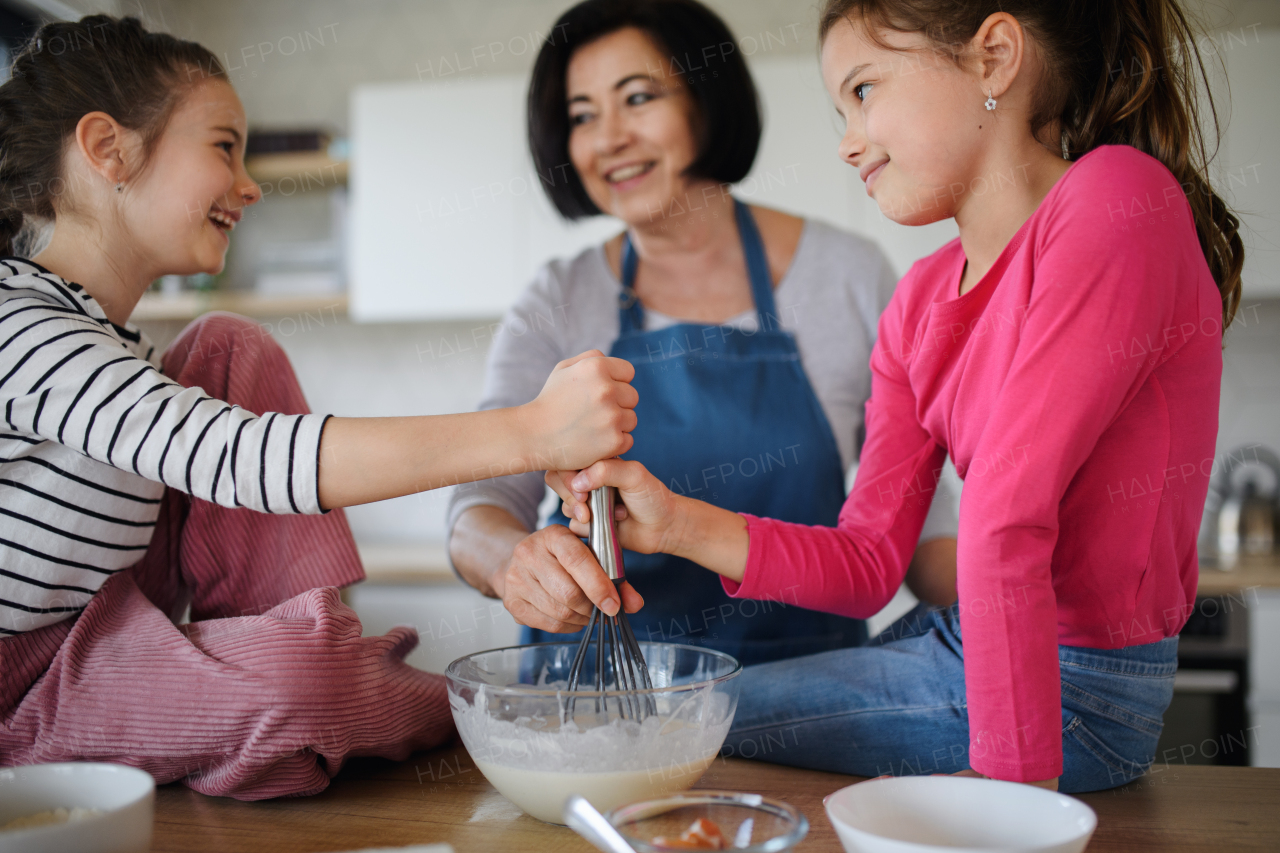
[722,603,1177,793]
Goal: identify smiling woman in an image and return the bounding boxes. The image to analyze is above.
[0,15,639,801]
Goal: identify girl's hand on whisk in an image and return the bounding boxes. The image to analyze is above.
[546,459,684,556]
[519,350,638,471]
[547,459,751,583]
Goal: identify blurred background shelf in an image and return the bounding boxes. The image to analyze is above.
[133,291,348,322]
[245,152,348,189]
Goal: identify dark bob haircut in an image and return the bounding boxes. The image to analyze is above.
[528,0,762,220]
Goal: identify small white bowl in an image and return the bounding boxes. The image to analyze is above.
[824,776,1096,853]
[0,763,155,853]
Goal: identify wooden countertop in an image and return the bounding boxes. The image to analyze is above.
[1196,553,1280,595]
[151,741,1280,852]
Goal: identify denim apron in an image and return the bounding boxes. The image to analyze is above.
[524,200,867,665]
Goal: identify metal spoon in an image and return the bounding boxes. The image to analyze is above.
[563,795,635,853]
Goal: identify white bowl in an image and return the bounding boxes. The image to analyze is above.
[824,776,1096,853]
[0,763,155,853]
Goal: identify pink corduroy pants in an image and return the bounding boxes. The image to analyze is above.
[0,313,454,800]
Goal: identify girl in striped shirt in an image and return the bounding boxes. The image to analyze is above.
[0,16,636,799]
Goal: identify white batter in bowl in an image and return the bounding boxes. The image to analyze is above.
[446,642,741,824]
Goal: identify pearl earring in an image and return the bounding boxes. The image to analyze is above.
[984,91,997,111]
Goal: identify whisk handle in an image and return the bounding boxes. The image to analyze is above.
[588,487,626,581]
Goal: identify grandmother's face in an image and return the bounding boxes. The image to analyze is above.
[565,27,702,225]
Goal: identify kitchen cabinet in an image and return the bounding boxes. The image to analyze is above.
[347,30,1278,321]
[348,75,618,322]
[347,580,521,675]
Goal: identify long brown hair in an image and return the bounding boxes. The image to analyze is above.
[0,16,224,256]
[819,0,1244,329]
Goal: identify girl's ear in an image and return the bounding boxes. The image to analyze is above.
[971,12,1025,102]
[74,111,135,187]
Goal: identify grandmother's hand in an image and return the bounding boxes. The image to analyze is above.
[497,525,644,633]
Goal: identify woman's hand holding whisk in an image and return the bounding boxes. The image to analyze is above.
[495,524,644,633]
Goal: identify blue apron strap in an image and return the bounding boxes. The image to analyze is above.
[733,199,779,328]
[618,235,645,334]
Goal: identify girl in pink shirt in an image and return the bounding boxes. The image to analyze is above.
[548,0,1242,792]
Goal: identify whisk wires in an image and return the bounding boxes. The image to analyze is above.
[565,487,655,721]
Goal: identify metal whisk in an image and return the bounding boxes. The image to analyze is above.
[565,487,655,721]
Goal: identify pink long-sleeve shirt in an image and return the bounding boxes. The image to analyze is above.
[725,146,1223,781]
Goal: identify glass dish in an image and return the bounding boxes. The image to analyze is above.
[606,790,809,852]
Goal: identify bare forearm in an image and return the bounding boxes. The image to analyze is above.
[450,505,530,598]
[317,408,553,510]
[666,496,751,583]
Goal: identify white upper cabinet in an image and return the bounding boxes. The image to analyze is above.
[348,75,617,322]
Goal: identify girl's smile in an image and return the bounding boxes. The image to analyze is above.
[101,74,261,288]
[207,205,241,233]
[860,158,888,195]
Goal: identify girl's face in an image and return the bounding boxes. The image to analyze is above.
[565,27,703,225]
[821,18,988,225]
[123,77,260,276]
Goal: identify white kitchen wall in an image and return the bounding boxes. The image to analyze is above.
[1219,301,1280,464]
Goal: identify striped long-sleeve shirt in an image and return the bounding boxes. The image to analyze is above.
[0,259,330,636]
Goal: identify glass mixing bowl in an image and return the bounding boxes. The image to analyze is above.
[446,642,741,824]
